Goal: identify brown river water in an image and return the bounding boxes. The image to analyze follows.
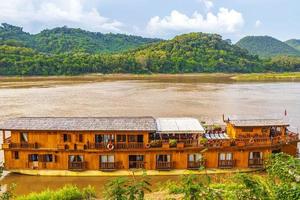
[0,74,299,197]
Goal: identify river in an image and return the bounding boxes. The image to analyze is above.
[0,74,299,196]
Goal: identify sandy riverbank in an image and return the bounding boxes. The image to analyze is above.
[1,73,300,88]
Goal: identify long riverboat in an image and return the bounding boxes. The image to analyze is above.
[0,116,299,173]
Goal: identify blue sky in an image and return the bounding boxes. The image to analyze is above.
[0,0,299,42]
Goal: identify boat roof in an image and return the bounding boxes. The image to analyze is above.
[228,119,289,127]
[0,117,157,131]
[156,118,205,134]
[0,117,205,133]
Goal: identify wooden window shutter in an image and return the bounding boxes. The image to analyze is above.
[76,134,79,142]
[61,134,64,142]
[68,134,71,142]
[28,154,32,162]
[38,155,44,162]
[54,155,58,162]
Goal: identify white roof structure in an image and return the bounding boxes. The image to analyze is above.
[156,118,205,134]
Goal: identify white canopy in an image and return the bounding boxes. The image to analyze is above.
[155,118,205,134]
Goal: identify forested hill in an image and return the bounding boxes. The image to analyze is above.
[285,39,300,51]
[1,30,300,75]
[0,23,161,53]
[125,33,261,73]
[236,36,300,58]
[0,32,267,75]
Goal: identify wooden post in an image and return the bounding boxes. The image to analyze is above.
[2,130,5,144]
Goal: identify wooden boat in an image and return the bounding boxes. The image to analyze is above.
[0,116,298,172]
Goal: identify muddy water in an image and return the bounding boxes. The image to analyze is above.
[0,75,299,196]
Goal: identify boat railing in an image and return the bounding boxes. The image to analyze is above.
[68,161,86,171]
[129,161,145,169]
[99,161,120,170]
[218,159,236,168]
[9,142,38,149]
[156,161,175,170]
[187,160,205,169]
[248,158,264,168]
[88,142,144,150]
[127,142,144,149]
[150,139,199,148]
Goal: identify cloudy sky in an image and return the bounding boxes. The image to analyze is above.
[0,0,299,42]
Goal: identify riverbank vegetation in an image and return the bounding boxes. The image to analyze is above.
[1,153,298,200]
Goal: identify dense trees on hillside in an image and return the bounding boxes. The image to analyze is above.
[285,39,300,51]
[0,33,265,75]
[0,23,160,54]
[1,23,300,75]
[236,36,300,58]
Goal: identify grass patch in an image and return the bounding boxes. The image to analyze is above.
[16,185,96,200]
[232,72,300,81]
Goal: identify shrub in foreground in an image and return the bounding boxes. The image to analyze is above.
[16,185,96,200]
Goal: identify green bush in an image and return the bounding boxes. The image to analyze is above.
[169,139,177,147]
[16,185,96,200]
[104,173,151,200]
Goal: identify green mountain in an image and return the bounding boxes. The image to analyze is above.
[236,36,300,57]
[1,24,300,76]
[285,39,300,51]
[126,32,261,73]
[0,23,161,53]
[0,32,264,75]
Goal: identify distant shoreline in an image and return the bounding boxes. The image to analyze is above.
[0,72,300,89]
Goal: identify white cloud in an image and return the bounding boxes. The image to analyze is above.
[255,20,262,28]
[146,8,244,37]
[0,0,123,33]
[197,0,214,10]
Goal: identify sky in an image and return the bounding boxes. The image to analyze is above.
[0,0,299,42]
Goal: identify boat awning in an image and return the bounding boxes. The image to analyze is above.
[204,133,230,140]
[155,118,205,134]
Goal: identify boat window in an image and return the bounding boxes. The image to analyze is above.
[117,135,126,142]
[137,135,144,142]
[250,152,262,159]
[44,154,53,162]
[157,154,171,162]
[78,134,83,142]
[219,153,233,161]
[128,135,137,142]
[13,151,19,159]
[28,154,38,162]
[20,132,28,143]
[63,134,71,142]
[69,155,84,162]
[95,134,114,143]
[100,155,115,163]
[188,154,202,162]
[95,135,102,143]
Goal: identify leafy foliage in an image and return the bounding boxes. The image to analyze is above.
[265,152,300,183]
[104,177,128,200]
[0,32,266,75]
[15,185,96,200]
[236,36,300,58]
[104,173,151,200]
[1,23,300,75]
[285,39,300,51]
[0,23,160,53]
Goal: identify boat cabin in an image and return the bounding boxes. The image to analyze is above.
[0,116,298,173]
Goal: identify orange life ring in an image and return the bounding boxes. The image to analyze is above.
[145,143,151,148]
[107,143,114,150]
